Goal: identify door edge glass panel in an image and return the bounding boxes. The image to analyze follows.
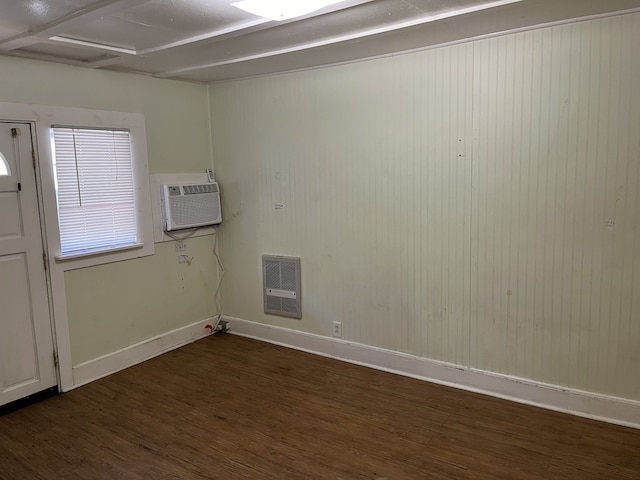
[0,152,10,176]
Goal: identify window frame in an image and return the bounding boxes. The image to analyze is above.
[37,106,154,270]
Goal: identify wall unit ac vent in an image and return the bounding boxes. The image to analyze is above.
[263,255,302,319]
[161,182,222,231]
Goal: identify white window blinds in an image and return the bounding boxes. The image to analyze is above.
[52,127,139,257]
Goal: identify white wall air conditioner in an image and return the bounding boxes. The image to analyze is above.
[161,182,222,231]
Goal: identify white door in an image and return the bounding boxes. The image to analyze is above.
[0,122,57,406]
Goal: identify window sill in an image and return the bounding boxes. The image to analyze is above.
[55,242,144,262]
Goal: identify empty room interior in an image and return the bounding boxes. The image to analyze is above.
[1,0,640,478]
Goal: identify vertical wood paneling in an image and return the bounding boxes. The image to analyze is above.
[210,13,640,401]
[470,15,640,397]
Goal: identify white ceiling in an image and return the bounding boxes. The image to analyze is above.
[1,0,640,83]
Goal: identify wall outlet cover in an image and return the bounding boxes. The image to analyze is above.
[332,321,342,338]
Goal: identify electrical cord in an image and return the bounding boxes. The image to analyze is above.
[164,227,200,242]
[211,229,226,329]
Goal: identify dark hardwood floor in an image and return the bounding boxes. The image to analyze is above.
[1,334,639,479]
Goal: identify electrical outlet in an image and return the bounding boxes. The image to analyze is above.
[332,321,342,338]
[175,241,187,252]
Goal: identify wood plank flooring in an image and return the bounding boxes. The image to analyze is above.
[1,334,639,479]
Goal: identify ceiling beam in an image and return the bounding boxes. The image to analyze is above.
[155,0,524,78]
[137,0,375,55]
[48,36,137,55]
[138,18,271,55]
[0,49,90,68]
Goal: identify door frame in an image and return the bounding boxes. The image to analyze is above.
[28,119,68,390]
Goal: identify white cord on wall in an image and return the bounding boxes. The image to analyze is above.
[211,229,226,328]
[164,227,200,242]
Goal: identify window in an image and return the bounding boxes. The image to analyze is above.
[0,152,9,176]
[51,127,140,257]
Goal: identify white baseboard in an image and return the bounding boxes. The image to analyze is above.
[70,317,217,389]
[225,316,640,430]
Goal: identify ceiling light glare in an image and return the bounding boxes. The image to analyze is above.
[232,0,346,21]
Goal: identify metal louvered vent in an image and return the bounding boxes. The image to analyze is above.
[263,255,302,319]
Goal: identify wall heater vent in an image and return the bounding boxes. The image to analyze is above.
[263,255,302,319]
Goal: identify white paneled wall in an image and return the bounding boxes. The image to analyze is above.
[210,13,640,401]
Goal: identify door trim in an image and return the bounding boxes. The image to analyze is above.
[26,120,67,390]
